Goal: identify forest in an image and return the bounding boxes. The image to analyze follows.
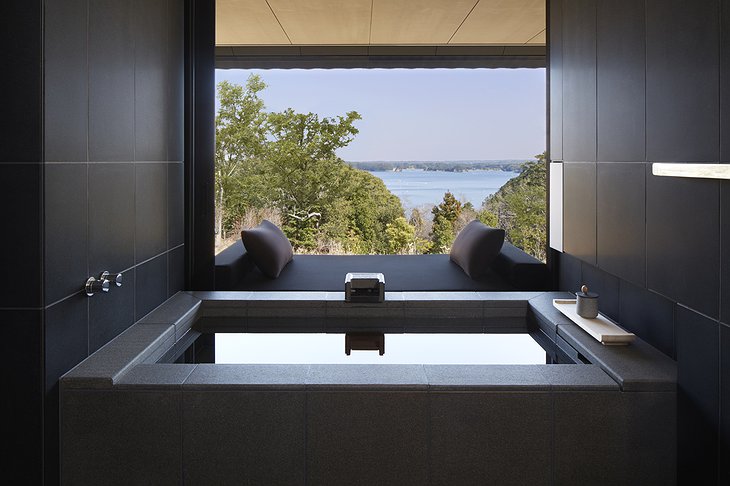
[215,74,546,261]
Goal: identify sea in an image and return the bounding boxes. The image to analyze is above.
[369,169,519,213]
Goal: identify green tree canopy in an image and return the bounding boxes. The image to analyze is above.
[428,191,463,253]
[429,215,455,254]
[385,217,416,254]
[214,77,404,254]
[214,76,269,243]
[214,76,546,258]
[262,110,364,249]
[481,152,547,261]
[431,191,463,224]
[325,166,404,254]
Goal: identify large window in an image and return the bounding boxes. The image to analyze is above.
[215,68,546,260]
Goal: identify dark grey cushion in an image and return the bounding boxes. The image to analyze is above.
[492,242,549,290]
[449,220,505,278]
[229,254,514,291]
[240,220,293,278]
[215,245,548,291]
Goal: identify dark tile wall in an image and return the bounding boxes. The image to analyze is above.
[88,269,136,353]
[0,310,43,485]
[0,0,185,483]
[88,0,135,162]
[43,0,185,392]
[550,0,729,481]
[645,0,720,162]
[619,279,675,359]
[134,0,170,162]
[1,2,44,484]
[561,0,596,162]
[676,306,719,484]
[722,182,730,324]
[722,16,730,484]
[596,163,645,287]
[646,173,720,318]
[136,163,169,261]
[135,254,170,321]
[44,0,87,162]
[557,250,581,293]
[559,257,675,358]
[548,0,563,161]
[0,164,43,308]
[62,390,183,485]
[563,162,596,264]
[723,0,730,163]
[721,324,730,484]
[0,0,43,163]
[596,0,645,162]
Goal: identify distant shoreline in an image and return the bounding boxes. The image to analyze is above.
[346,159,533,173]
[367,166,520,211]
[366,168,521,173]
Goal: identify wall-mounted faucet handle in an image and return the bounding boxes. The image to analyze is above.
[100,271,123,287]
[85,277,110,297]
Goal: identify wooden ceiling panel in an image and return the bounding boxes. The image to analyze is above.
[267,0,372,44]
[215,0,547,47]
[216,0,290,45]
[370,0,477,44]
[526,29,546,44]
[450,0,545,45]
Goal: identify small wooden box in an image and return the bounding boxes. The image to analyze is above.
[345,272,385,303]
[345,332,385,356]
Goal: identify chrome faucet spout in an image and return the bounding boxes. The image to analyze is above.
[100,271,123,287]
[85,277,110,297]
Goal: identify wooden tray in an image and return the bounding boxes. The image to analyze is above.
[552,299,635,345]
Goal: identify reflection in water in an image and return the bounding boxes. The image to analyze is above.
[214,333,547,365]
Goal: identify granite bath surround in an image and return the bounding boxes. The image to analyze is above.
[60,291,677,485]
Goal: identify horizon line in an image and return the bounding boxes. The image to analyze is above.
[344,158,537,163]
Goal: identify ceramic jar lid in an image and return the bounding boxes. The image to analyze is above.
[576,284,598,299]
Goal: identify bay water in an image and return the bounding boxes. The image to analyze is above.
[369,169,519,213]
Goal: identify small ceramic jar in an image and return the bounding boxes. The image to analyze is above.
[576,284,599,318]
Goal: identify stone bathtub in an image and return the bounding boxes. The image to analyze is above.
[60,291,677,485]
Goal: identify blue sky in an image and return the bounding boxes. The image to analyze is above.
[215,68,546,162]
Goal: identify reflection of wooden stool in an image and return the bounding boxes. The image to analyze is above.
[345,332,385,356]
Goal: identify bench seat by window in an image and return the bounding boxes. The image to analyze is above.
[215,241,549,292]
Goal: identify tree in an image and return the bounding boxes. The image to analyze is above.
[385,217,416,254]
[214,76,406,254]
[431,191,462,224]
[214,76,268,245]
[477,208,498,227]
[429,191,463,253]
[409,209,424,232]
[429,215,455,253]
[455,199,478,234]
[263,110,362,250]
[408,208,432,253]
[481,152,547,261]
[331,166,404,253]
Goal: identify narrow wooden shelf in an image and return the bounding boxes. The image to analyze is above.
[553,299,635,345]
[652,163,730,180]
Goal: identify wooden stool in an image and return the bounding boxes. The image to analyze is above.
[345,332,385,356]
